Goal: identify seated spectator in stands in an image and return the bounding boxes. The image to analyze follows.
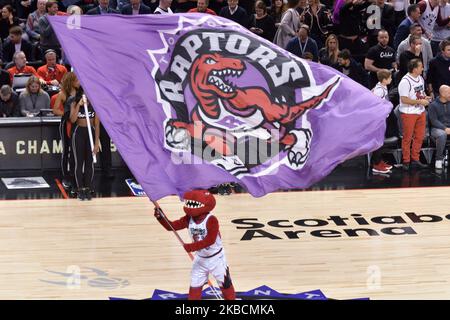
[334,49,369,88]
[364,29,396,89]
[0,85,20,117]
[286,25,319,62]
[19,75,50,117]
[121,0,152,14]
[398,35,424,81]
[394,4,421,49]
[17,0,33,20]
[274,0,300,48]
[39,1,61,59]
[430,0,450,56]
[86,0,120,14]
[269,0,285,28]
[188,0,217,14]
[0,5,21,42]
[370,69,394,174]
[37,49,67,86]
[78,0,97,13]
[26,0,47,44]
[248,1,276,42]
[154,0,174,13]
[219,0,249,28]
[7,51,41,83]
[391,0,406,28]
[366,0,395,48]
[319,34,340,66]
[0,67,10,87]
[2,27,33,64]
[66,5,83,15]
[396,23,433,77]
[302,51,314,61]
[302,0,332,50]
[337,0,370,63]
[175,0,198,13]
[427,40,450,98]
[428,85,450,169]
[398,59,431,170]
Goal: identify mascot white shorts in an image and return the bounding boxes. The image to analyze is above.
[190,250,229,288]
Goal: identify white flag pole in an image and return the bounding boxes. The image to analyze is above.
[82,94,97,163]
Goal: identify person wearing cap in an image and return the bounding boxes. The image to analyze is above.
[37,49,68,87]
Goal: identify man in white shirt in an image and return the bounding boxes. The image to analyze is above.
[398,58,432,170]
[154,0,173,13]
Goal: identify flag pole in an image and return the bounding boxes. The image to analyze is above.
[151,200,222,300]
[82,94,96,163]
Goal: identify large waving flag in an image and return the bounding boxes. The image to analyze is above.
[49,14,392,200]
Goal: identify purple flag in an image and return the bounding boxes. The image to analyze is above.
[49,14,392,200]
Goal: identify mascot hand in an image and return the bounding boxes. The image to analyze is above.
[154,208,162,219]
[183,243,194,252]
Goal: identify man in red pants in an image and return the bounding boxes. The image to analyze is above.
[154,189,236,300]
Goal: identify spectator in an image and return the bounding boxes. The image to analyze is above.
[286,24,319,61]
[248,0,276,42]
[17,0,33,20]
[334,49,369,88]
[371,69,394,174]
[19,75,50,117]
[219,0,249,28]
[0,85,20,117]
[397,23,433,77]
[121,0,152,14]
[364,29,396,88]
[188,0,217,14]
[296,0,308,17]
[319,33,340,66]
[302,51,314,61]
[0,5,21,42]
[7,51,40,83]
[37,49,68,86]
[269,0,285,28]
[417,0,442,40]
[39,1,61,59]
[430,0,450,55]
[78,0,97,13]
[337,0,370,63]
[274,0,301,49]
[398,34,424,81]
[26,0,47,44]
[390,0,407,27]
[2,26,33,64]
[154,0,174,13]
[428,85,450,169]
[366,0,395,48]
[398,58,431,170]
[66,5,83,15]
[394,4,421,49]
[427,40,450,98]
[86,0,120,14]
[0,66,10,86]
[302,0,332,49]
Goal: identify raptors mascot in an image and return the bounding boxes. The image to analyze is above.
[154,189,236,300]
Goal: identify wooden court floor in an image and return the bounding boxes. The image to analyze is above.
[1,187,450,300]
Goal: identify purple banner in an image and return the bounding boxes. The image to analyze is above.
[49,14,392,200]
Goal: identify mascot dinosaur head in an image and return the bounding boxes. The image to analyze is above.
[183,189,216,217]
[191,53,245,100]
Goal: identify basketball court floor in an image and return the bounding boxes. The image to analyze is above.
[1,164,450,300]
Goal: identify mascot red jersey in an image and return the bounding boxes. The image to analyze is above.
[154,189,235,300]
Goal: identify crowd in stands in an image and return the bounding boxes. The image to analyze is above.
[0,0,448,176]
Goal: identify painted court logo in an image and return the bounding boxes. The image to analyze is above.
[232,212,450,240]
[148,16,341,178]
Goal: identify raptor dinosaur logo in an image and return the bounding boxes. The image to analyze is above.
[151,19,340,177]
